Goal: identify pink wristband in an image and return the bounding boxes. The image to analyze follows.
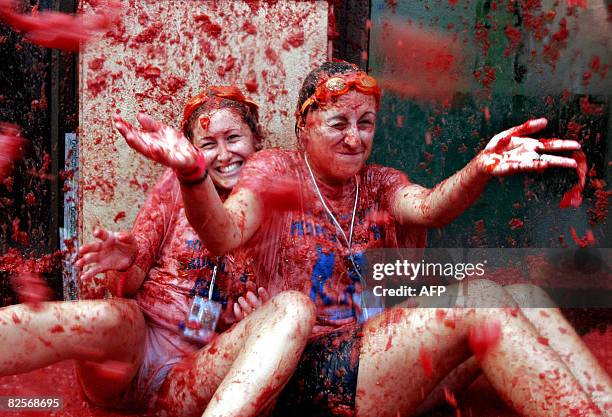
[176,152,208,185]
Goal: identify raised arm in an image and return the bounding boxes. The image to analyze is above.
[393,118,581,228]
[113,113,262,254]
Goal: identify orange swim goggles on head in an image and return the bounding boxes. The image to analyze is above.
[298,72,381,117]
[181,86,259,136]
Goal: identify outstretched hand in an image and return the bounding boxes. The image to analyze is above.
[480,118,580,176]
[114,113,204,176]
[233,287,270,322]
[76,227,137,283]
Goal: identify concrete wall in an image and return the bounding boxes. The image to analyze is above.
[78,0,328,246]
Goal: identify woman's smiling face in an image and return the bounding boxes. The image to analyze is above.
[191,108,256,190]
[301,90,377,185]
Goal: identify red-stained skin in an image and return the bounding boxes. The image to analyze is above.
[190,108,256,191]
[468,320,502,361]
[301,91,376,185]
[418,346,433,377]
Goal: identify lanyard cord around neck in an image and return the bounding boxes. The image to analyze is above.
[304,154,368,296]
[304,154,359,251]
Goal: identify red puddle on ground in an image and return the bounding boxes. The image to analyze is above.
[0,0,121,51]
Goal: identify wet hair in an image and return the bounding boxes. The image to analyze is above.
[182,88,263,150]
[295,61,361,126]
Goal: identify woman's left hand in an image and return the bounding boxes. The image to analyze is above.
[479,118,580,176]
[233,287,270,322]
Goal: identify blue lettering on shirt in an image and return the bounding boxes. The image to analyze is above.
[291,221,304,236]
[309,244,335,306]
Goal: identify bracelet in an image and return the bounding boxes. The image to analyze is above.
[176,152,209,185]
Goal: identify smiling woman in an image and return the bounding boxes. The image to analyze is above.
[0,86,316,417]
[191,109,256,190]
[181,86,262,191]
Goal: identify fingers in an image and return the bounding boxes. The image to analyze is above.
[137,112,163,132]
[238,296,253,315]
[488,119,549,152]
[116,231,134,243]
[78,241,102,257]
[537,138,581,152]
[78,264,108,282]
[233,289,269,322]
[113,116,151,157]
[246,291,261,309]
[76,251,100,268]
[233,302,245,322]
[491,154,578,175]
[93,227,110,241]
[113,115,135,140]
[258,287,270,303]
[149,141,167,161]
[507,118,548,137]
[534,154,578,169]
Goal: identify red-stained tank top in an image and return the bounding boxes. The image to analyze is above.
[233,149,426,335]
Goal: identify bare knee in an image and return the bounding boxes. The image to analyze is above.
[269,291,316,331]
[504,284,556,308]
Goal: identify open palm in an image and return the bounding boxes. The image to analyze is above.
[114,112,202,173]
[76,228,137,283]
[481,118,580,176]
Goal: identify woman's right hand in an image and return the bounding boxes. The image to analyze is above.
[76,228,138,283]
[114,113,204,177]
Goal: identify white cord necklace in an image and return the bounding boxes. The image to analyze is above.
[208,263,218,301]
[304,154,366,289]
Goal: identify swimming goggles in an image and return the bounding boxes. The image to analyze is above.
[298,72,381,117]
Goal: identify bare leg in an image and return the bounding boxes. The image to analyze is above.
[355,279,603,417]
[0,299,146,405]
[155,291,315,417]
[415,283,612,416]
[506,284,612,414]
